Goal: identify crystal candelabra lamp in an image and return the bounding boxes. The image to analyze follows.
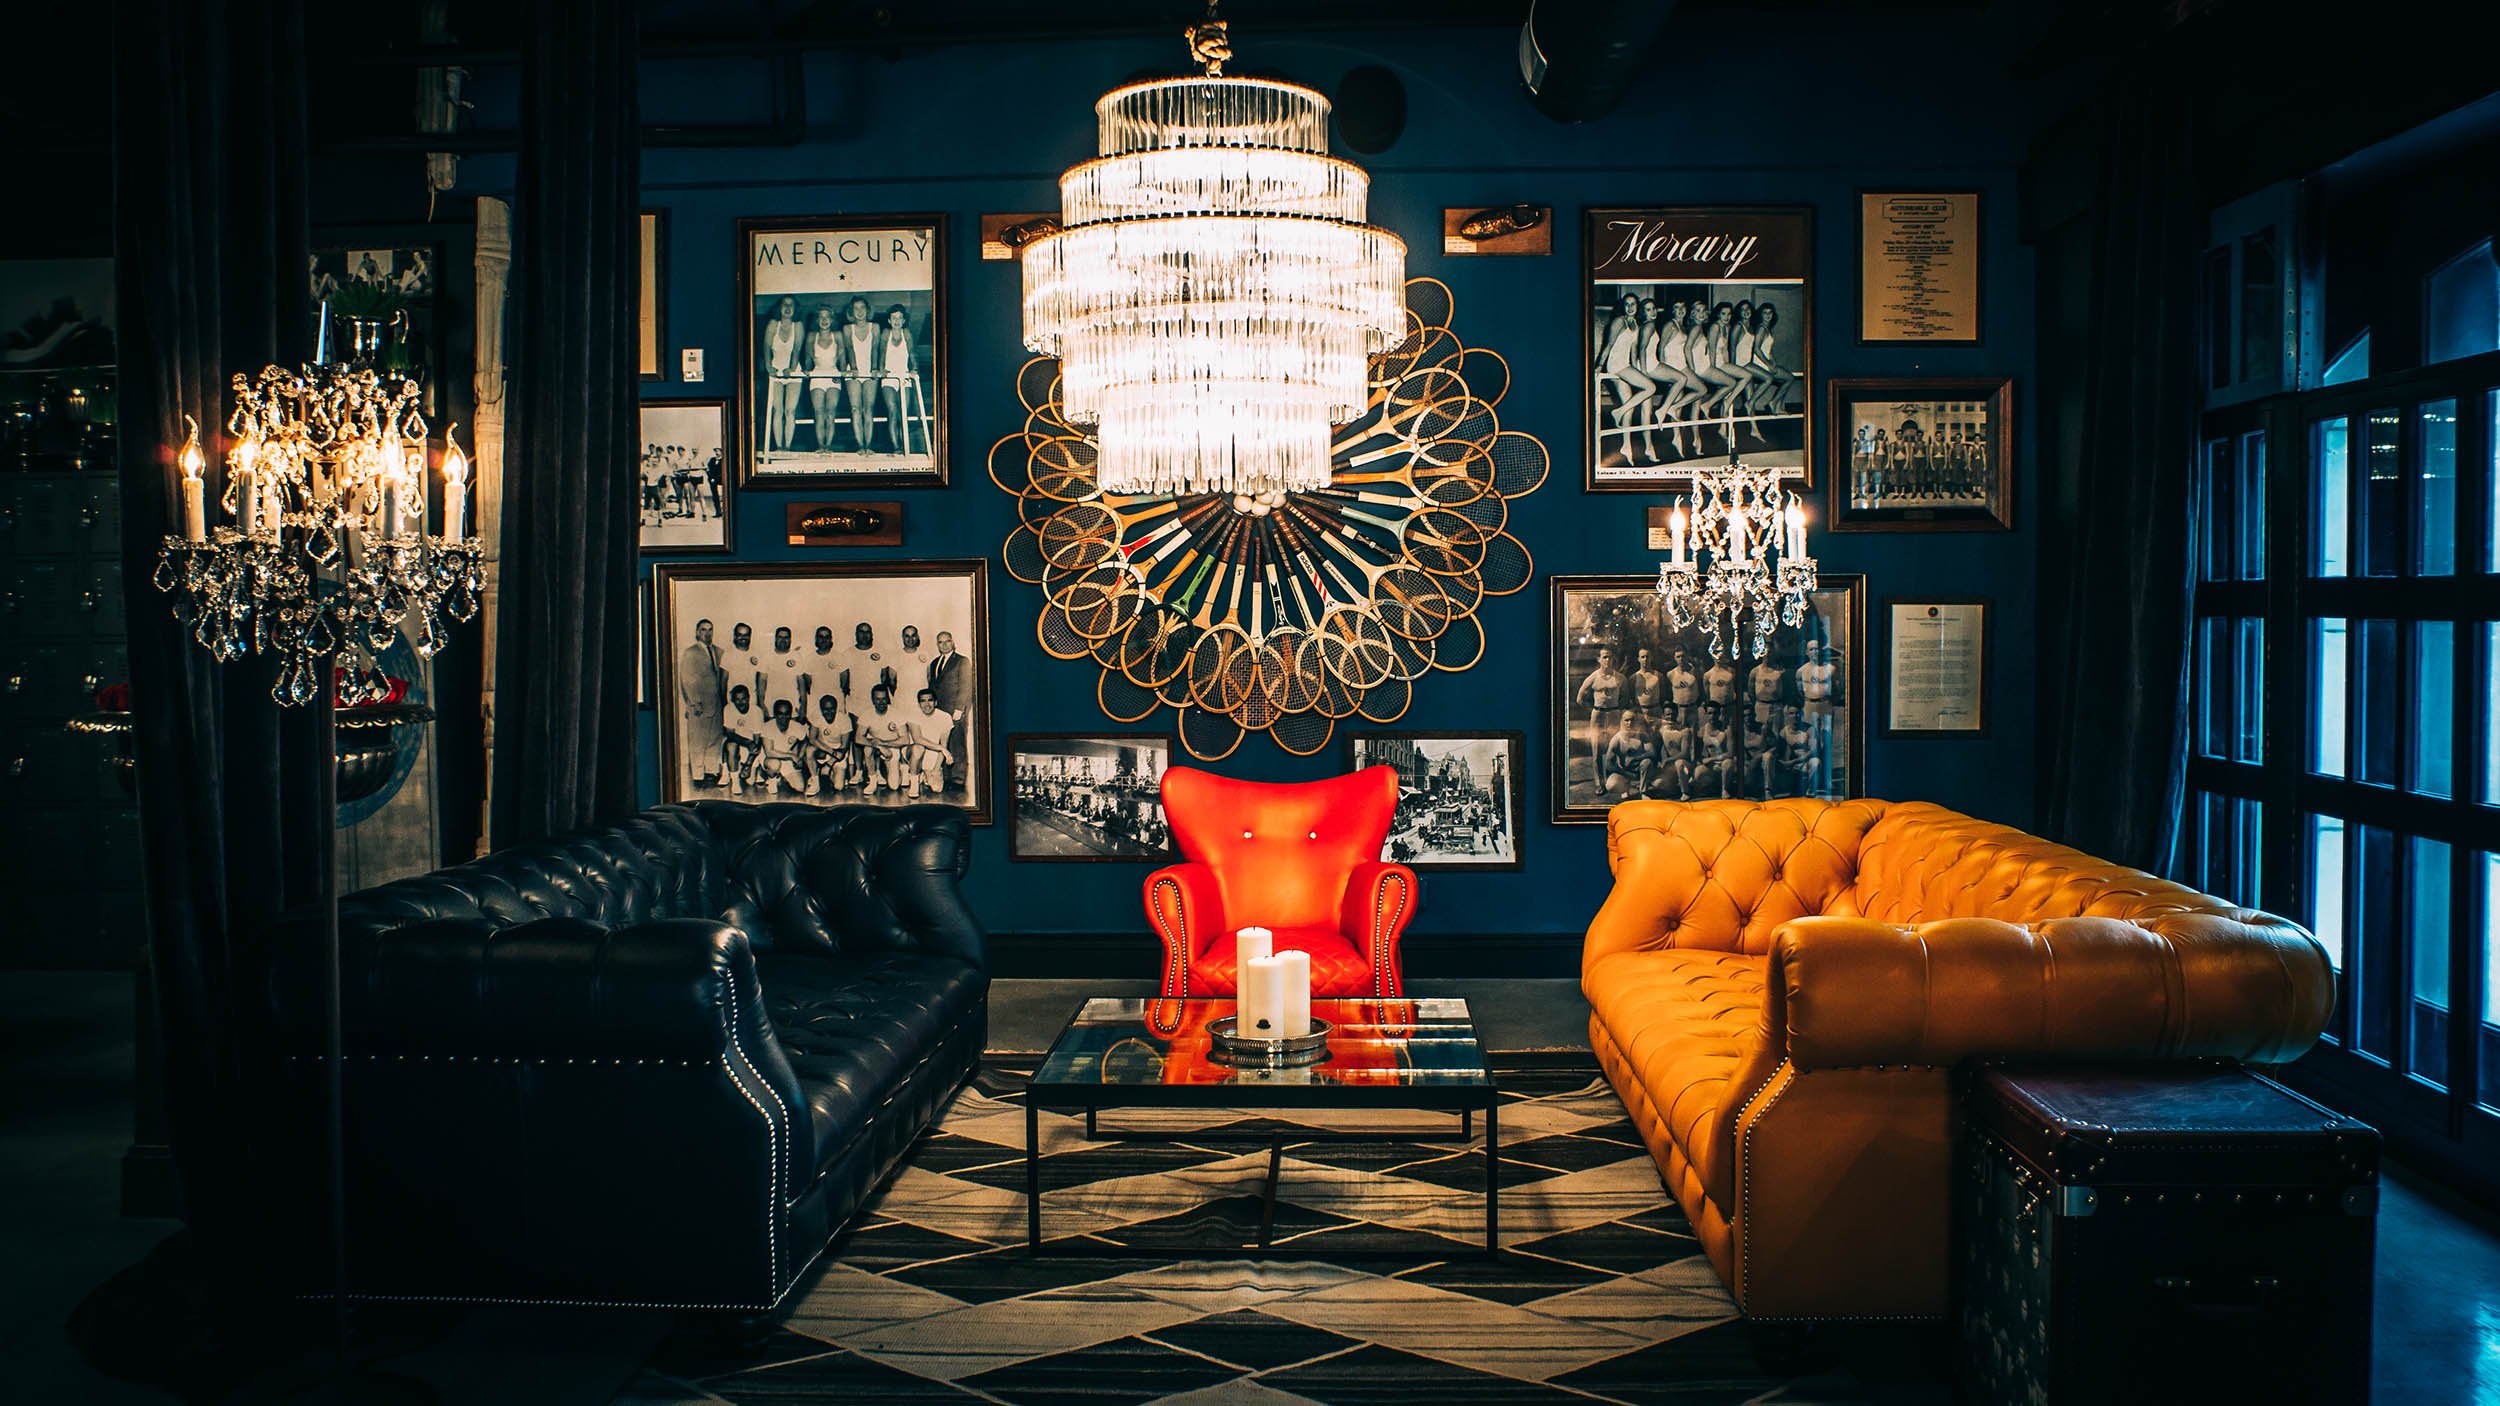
[1655,448,1817,662]
[1019,2,1407,499]
[153,362,483,706]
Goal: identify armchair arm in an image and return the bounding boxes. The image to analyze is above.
[1339,860,1417,999]
[1765,912,2336,1071]
[1145,862,1227,998]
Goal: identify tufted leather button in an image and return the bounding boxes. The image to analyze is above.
[1308,830,1318,840]
[1243,830,1253,839]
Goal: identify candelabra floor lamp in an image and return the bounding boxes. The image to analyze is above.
[154,346,482,1400]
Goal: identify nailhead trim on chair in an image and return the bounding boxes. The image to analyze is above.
[1372,870,1409,999]
[1150,874,1189,999]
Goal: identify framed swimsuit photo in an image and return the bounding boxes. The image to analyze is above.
[1584,205,1814,493]
[1550,573,1862,823]
[653,560,990,824]
[1827,376,2013,532]
[737,215,950,490]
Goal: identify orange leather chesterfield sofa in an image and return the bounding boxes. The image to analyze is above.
[1583,798,2333,1322]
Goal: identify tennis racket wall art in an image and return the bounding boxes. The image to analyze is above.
[994,278,1549,761]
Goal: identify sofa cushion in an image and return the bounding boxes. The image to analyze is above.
[755,950,987,1178]
[1583,946,1768,1214]
[1187,925,1372,997]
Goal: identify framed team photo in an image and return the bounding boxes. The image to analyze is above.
[1585,205,1813,493]
[737,214,949,489]
[1345,731,1526,872]
[637,399,733,554]
[1549,573,1862,824]
[1827,377,2013,532]
[1007,733,1177,863]
[653,560,991,824]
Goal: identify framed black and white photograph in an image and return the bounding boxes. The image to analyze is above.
[637,399,733,554]
[1884,597,1990,737]
[653,560,990,824]
[639,210,668,381]
[1550,573,1862,824]
[310,241,443,413]
[1346,731,1526,872]
[1585,206,1813,493]
[737,214,949,489]
[1007,733,1176,863]
[1828,377,2013,531]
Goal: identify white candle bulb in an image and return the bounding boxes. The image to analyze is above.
[1727,510,1745,564]
[177,417,207,542]
[1669,503,1687,566]
[440,427,469,543]
[1785,501,1805,559]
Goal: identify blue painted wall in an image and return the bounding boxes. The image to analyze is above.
[462,9,2065,949]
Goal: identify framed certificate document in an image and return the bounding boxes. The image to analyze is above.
[1858,192,1981,344]
[1885,597,1988,736]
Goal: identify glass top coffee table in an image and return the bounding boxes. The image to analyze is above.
[1022,997,1502,1254]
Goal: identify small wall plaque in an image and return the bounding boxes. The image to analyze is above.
[1442,205,1552,257]
[786,501,904,547]
[1645,505,1676,552]
[981,213,1061,261]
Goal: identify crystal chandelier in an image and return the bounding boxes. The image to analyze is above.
[1655,437,1817,661]
[154,361,483,706]
[1020,2,1408,499]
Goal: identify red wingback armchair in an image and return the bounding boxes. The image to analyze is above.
[1145,767,1417,1000]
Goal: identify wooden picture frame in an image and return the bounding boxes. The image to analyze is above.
[1549,573,1863,824]
[1584,205,1815,493]
[1857,190,1982,345]
[653,559,991,824]
[1344,730,1527,872]
[636,398,735,555]
[639,209,668,380]
[1006,732,1178,863]
[736,214,950,490]
[1882,596,1991,738]
[1827,376,2014,532]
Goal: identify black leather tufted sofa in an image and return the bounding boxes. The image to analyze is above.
[258,802,986,1314]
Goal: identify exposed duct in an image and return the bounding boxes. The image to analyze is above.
[1517,0,1678,123]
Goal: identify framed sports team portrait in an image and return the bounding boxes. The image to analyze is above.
[1585,205,1814,493]
[638,210,667,380]
[1345,731,1526,872]
[1884,597,1990,738]
[1006,733,1177,863]
[1827,377,2013,532]
[1549,573,1863,824]
[637,399,734,554]
[736,214,949,490]
[653,560,991,825]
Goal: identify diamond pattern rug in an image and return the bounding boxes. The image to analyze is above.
[613,1067,1948,1405]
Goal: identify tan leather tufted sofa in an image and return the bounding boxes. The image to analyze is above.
[1583,798,2333,1322]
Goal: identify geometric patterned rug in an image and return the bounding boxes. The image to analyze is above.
[611,1066,1949,1405]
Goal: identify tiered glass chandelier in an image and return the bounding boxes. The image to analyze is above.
[1020,3,1407,499]
[1656,428,1817,661]
[154,361,483,706]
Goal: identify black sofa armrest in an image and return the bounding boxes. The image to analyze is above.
[699,802,987,969]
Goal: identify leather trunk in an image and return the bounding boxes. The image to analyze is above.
[1955,1063,2378,1405]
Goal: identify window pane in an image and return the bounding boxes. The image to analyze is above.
[2361,409,2403,576]
[2426,237,2498,365]
[2197,793,2260,908]
[2410,837,2451,1087]
[2310,814,2347,975]
[2323,330,2370,387]
[2312,417,2349,577]
[2236,617,2264,763]
[2487,622,2500,806]
[2417,399,2457,576]
[2414,621,2454,797]
[2480,850,2498,1113]
[2310,617,2349,777]
[2199,619,2231,760]
[2238,430,2266,579]
[2488,390,2499,574]
[2357,824,2396,1063]
[2357,618,2398,786]
[2241,228,2281,385]
[2202,437,2235,582]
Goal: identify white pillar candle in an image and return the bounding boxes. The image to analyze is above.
[1242,954,1287,1038]
[1275,949,1311,1039]
[181,476,206,542]
[1669,503,1686,566]
[1236,927,1273,970]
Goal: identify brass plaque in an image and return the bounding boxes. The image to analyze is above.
[1442,205,1552,257]
[785,501,904,547]
[981,212,1060,262]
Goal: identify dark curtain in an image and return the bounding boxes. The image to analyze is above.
[111,0,324,1269]
[2037,62,2205,875]
[490,0,642,847]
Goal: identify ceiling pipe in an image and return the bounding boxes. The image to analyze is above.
[1517,0,1678,123]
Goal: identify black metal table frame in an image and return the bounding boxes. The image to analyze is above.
[1023,1044,1503,1258]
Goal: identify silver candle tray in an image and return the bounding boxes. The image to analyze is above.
[1206,1014,1333,1067]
